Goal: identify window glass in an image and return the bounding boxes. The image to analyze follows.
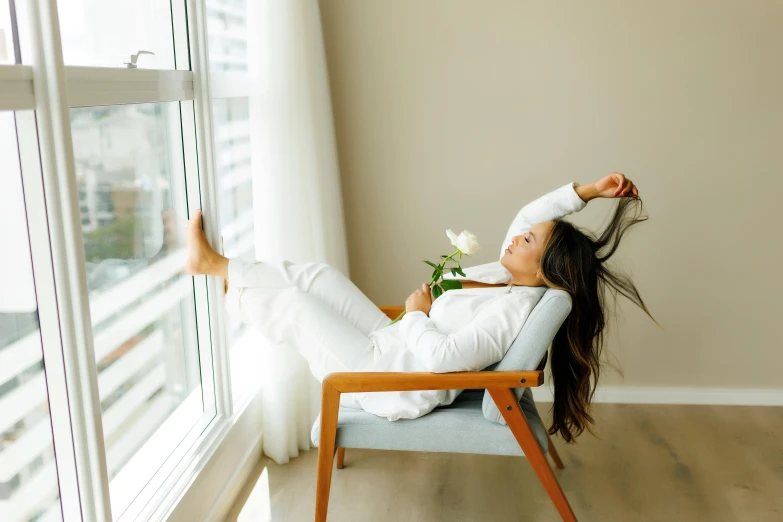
[70,103,205,516]
[213,97,254,261]
[206,0,247,72]
[0,112,62,521]
[0,1,15,64]
[211,97,261,399]
[57,0,175,69]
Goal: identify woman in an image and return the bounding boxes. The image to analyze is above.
[185,172,654,442]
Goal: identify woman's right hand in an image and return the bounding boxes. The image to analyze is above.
[592,172,639,199]
[405,283,433,315]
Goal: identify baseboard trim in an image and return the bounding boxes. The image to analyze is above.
[531,386,783,406]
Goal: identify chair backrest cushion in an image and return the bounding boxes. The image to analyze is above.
[481,288,572,424]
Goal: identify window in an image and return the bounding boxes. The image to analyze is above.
[70,103,211,516]
[0,0,258,519]
[207,0,263,402]
[0,1,15,64]
[57,0,176,69]
[211,97,262,400]
[206,0,248,73]
[212,97,254,263]
[0,112,62,522]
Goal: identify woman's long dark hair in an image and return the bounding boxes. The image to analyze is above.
[540,197,656,443]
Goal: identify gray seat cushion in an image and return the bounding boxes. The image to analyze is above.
[311,390,548,456]
[482,289,572,425]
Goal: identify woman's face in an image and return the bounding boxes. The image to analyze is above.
[500,221,555,287]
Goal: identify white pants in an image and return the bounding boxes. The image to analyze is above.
[225,259,391,382]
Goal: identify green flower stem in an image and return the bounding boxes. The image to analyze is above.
[389,248,463,325]
[430,249,460,285]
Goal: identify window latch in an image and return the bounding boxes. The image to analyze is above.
[124,50,155,69]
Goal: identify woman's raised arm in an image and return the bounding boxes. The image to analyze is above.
[497,181,587,260]
[498,173,639,260]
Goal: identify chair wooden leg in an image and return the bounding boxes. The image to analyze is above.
[336,447,345,469]
[315,382,341,522]
[546,434,565,470]
[488,388,577,522]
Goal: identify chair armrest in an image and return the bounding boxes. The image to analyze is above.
[378,306,405,320]
[323,370,543,393]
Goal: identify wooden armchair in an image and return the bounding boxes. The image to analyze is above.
[312,299,577,521]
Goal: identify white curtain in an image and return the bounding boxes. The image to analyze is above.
[246,0,350,464]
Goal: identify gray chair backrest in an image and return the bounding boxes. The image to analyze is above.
[481,288,572,424]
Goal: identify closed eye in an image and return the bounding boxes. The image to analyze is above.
[524,237,529,243]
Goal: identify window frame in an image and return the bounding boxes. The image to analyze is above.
[14,109,83,521]
[0,0,256,520]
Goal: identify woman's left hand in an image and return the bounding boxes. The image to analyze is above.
[405,283,433,315]
[593,172,639,199]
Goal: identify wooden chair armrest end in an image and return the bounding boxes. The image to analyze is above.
[379,305,406,320]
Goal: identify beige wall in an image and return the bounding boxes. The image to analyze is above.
[319,0,783,388]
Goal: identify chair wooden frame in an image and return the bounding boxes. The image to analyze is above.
[313,307,577,521]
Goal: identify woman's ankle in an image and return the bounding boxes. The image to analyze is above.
[213,255,229,279]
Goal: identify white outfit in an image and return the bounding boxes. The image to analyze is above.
[225,182,586,421]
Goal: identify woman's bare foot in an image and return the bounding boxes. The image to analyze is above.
[185,210,229,278]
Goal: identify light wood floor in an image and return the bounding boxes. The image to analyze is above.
[225,403,783,521]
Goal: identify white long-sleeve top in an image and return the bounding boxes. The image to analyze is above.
[353,182,587,420]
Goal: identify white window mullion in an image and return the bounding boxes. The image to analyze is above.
[0,66,195,111]
[20,0,112,520]
[173,1,222,420]
[186,0,234,417]
[15,111,80,522]
[171,0,191,71]
[65,67,194,107]
[176,104,221,419]
[178,102,222,420]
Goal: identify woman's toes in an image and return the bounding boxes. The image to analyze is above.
[185,210,211,275]
[186,210,203,236]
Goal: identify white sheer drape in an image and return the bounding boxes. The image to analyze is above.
[246,0,350,464]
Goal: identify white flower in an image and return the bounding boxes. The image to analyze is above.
[446,229,459,247]
[446,229,480,255]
